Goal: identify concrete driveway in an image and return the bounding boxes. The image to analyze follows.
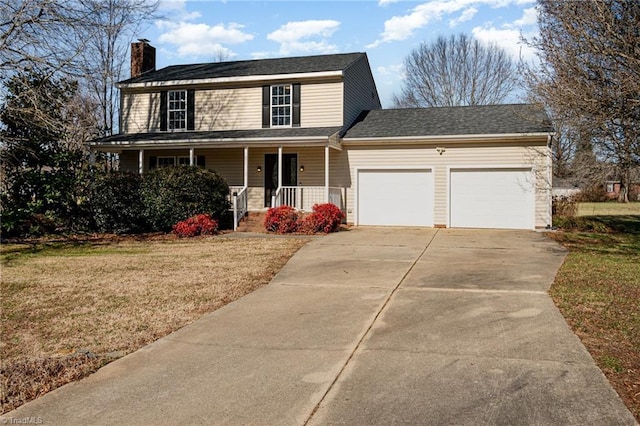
[3,228,636,425]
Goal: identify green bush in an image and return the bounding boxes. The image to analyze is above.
[89,171,147,234]
[140,166,229,232]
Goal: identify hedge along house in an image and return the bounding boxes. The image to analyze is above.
[90,40,555,230]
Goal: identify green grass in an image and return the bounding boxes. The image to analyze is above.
[577,202,640,217]
[549,215,640,421]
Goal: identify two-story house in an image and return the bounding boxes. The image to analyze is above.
[90,40,554,230]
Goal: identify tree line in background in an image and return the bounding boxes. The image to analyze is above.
[1,0,639,238]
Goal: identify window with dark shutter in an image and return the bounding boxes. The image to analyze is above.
[160,92,167,131]
[197,155,205,168]
[292,83,300,127]
[187,89,195,130]
[149,156,157,169]
[262,86,270,128]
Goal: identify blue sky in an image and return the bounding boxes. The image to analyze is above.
[146,0,539,107]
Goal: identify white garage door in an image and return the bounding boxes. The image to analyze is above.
[358,169,433,226]
[450,168,534,230]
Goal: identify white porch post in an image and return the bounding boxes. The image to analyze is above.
[243,146,249,188]
[325,145,330,202]
[138,149,144,175]
[189,147,195,166]
[277,146,283,189]
[89,150,96,166]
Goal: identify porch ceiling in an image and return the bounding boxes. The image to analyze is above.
[89,127,343,150]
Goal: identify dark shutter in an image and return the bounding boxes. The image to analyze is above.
[187,89,195,130]
[197,155,205,168]
[292,83,300,127]
[160,91,167,131]
[262,85,270,128]
[149,156,157,170]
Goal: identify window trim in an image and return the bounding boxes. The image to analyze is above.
[167,90,187,131]
[156,156,177,168]
[270,84,292,128]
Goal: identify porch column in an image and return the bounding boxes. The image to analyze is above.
[243,146,249,188]
[277,146,283,189]
[189,147,195,166]
[89,150,96,167]
[325,145,330,202]
[138,149,144,175]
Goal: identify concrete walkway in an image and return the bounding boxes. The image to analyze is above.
[2,228,636,425]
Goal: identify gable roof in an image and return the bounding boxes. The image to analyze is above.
[342,104,554,139]
[119,52,367,85]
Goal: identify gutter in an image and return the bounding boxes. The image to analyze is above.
[342,132,555,145]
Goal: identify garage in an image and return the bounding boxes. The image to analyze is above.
[357,169,433,226]
[449,168,535,230]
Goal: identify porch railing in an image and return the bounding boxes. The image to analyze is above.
[272,186,344,211]
[232,186,248,231]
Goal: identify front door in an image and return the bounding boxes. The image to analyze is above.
[264,153,297,207]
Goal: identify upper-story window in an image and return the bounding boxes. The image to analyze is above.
[168,90,187,130]
[261,83,300,129]
[160,89,194,132]
[271,85,291,127]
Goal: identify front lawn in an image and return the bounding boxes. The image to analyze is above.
[549,215,640,421]
[0,236,308,413]
[577,201,640,216]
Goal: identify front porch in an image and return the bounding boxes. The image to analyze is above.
[112,144,347,230]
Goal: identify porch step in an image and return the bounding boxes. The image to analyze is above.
[236,212,267,233]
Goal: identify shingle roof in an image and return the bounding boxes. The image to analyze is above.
[91,127,342,146]
[119,53,366,85]
[342,104,554,139]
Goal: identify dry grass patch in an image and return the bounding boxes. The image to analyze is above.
[1,236,308,413]
[577,202,640,217]
[548,224,640,422]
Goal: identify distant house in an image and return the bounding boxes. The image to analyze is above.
[604,181,640,201]
[552,177,581,198]
[90,40,555,230]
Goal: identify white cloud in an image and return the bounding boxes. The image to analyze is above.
[368,0,536,48]
[512,6,537,27]
[449,7,478,27]
[378,0,401,5]
[158,21,253,57]
[158,0,201,22]
[471,25,536,61]
[267,20,340,55]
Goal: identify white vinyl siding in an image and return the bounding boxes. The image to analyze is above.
[120,91,161,133]
[120,82,345,131]
[195,87,262,130]
[300,82,343,127]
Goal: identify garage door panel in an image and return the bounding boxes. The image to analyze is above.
[450,169,534,230]
[358,170,433,227]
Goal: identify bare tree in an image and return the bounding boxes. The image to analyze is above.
[393,34,519,108]
[1,0,159,138]
[525,0,640,202]
[79,0,159,136]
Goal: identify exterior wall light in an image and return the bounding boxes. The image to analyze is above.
[436,147,446,155]
[299,165,304,172]
[256,166,262,172]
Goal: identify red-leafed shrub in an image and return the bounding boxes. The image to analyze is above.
[172,214,219,237]
[264,206,300,234]
[300,203,345,234]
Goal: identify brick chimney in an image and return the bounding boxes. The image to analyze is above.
[131,39,156,78]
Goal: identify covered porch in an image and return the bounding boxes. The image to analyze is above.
[89,129,347,231]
